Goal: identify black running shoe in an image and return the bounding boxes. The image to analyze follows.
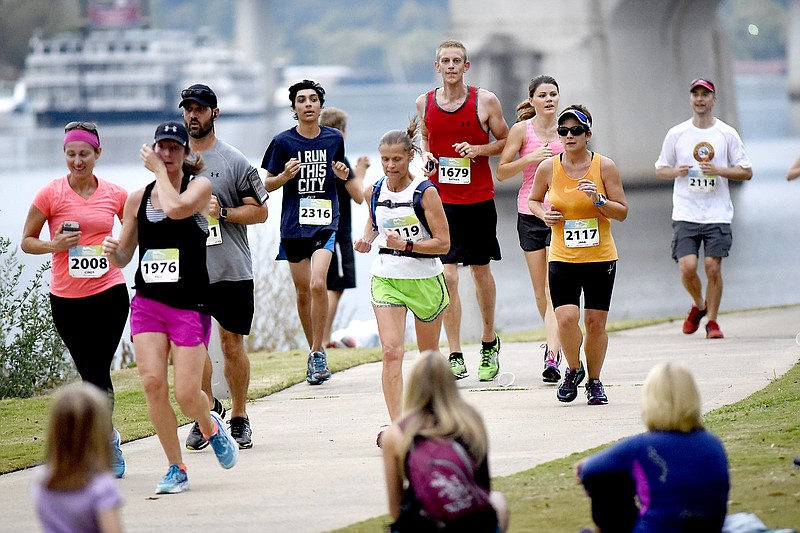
[556,364,586,403]
[185,397,226,450]
[228,416,253,449]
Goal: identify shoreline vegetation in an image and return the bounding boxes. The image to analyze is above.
[1,309,798,531]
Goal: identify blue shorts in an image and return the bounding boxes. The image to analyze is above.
[130,294,211,348]
[277,230,336,263]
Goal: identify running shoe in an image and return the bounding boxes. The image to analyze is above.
[682,304,707,334]
[228,416,253,449]
[478,335,501,381]
[556,364,586,403]
[110,428,126,479]
[449,352,468,380]
[585,379,609,405]
[705,320,724,339]
[208,410,238,469]
[542,346,562,383]
[306,351,331,385]
[185,397,226,451]
[155,464,189,494]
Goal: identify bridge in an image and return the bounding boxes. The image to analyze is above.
[233,0,798,184]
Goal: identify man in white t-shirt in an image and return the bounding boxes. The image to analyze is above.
[655,78,752,339]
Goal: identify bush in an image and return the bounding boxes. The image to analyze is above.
[0,237,74,398]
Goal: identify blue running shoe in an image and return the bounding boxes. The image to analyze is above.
[306,351,331,385]
[556,363,586,403]
[155,464,189,494]
[111,428,126,479]
[585,379,609,405]
[208,410,238,469]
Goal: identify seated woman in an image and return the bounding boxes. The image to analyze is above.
[576,361,729,533]
[380,350,509,533]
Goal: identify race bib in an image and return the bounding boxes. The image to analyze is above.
[564,218,600,248]
[299,198,332,225]
[383,214,424,242]
[687,169,717,193]
[141,248,179,283]
[68,246,109,278]
[206,216,222,246]
[438,157,471,184]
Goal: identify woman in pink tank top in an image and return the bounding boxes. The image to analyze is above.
[497,75,564,384]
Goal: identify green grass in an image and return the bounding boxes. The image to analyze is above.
[332,363,800,533]
[2,314,799,532]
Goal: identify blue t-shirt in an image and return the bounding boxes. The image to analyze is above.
[260,125,345,238]
[580,430,729,533]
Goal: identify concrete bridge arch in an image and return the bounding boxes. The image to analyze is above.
[448,0,729,185]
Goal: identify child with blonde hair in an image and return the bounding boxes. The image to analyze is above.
[32,383,124,533]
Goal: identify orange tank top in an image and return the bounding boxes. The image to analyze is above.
[548,152,618,263]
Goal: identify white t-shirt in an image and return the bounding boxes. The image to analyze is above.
[370,175,443,279]
[655,118,751,224]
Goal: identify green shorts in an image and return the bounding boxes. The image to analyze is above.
[371,273,450,322]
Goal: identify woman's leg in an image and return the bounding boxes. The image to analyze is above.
[171,343,218,436]
[583,309,609,380]
[373,304,408,422]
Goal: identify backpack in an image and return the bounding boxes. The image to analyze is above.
[370,176,437,234]
[405,436,493,525]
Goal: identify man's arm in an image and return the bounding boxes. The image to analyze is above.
[787,156,800,181]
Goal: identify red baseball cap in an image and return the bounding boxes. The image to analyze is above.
[690,78,715,93]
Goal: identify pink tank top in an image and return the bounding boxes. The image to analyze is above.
[517,120,563,213]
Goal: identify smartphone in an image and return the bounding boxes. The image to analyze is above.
[62,221,80,233]
[425,160,435,172]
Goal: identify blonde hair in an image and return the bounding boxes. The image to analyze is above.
[398,351,489,469]
[320,107,348,132]
[378,118,422,157]
[436,40,467,62]
[43,383,112,491]
[641,362,704,433]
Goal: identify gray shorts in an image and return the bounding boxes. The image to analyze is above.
[671,221,732,262]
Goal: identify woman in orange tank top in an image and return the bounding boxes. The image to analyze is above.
[527,105,627,406]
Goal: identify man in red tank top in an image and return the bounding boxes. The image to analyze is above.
[415,40,509,382]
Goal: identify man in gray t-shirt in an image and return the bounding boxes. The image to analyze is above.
[179,84,269,450]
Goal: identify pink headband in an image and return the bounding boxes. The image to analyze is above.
[64,129,100,149]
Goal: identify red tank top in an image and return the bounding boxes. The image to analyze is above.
[424,86,494,204]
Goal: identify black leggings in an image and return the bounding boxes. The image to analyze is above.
[49,284,130,410]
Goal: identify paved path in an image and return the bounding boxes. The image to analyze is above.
[2,307,799,533]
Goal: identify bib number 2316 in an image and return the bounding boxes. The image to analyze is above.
[299,198,332,225]
[141,248,179,283]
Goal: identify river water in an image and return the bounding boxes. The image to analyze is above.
[1,74,798,339]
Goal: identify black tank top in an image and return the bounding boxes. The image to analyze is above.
[134,174,209,311]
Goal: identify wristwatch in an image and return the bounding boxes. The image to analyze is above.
[404,239,414,252]
[219,207,228,221]
[593,193,607,207]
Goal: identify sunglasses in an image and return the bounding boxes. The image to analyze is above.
[557,125,587,136]
[65,121,99,135]
[181,88,213,99]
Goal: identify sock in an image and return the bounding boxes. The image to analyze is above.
[481,337,497,351]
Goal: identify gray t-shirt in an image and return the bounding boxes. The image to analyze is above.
[202,139,268,283]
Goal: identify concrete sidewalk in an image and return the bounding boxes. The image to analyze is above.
[2,306,799,532]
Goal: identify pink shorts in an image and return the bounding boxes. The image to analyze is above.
[130,294,211,348]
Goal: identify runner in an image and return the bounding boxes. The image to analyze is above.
[178,83,269,451]
[528,105,628,405]
[497,75,564,383]
[102,121,238,493]
[353,125,449,433]
[319,107,369,348]
[655,78,752,339]
[261,80,350,384]
[21,121,129,478]
[416,40,509,382]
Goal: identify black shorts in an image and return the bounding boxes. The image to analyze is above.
[517,212,551,252]
[441,199,501,265]
[206,279,255,335]
[327,238,356,291]
[671,221,732,262]
[549,261,617,311]
[277,230,336,263]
